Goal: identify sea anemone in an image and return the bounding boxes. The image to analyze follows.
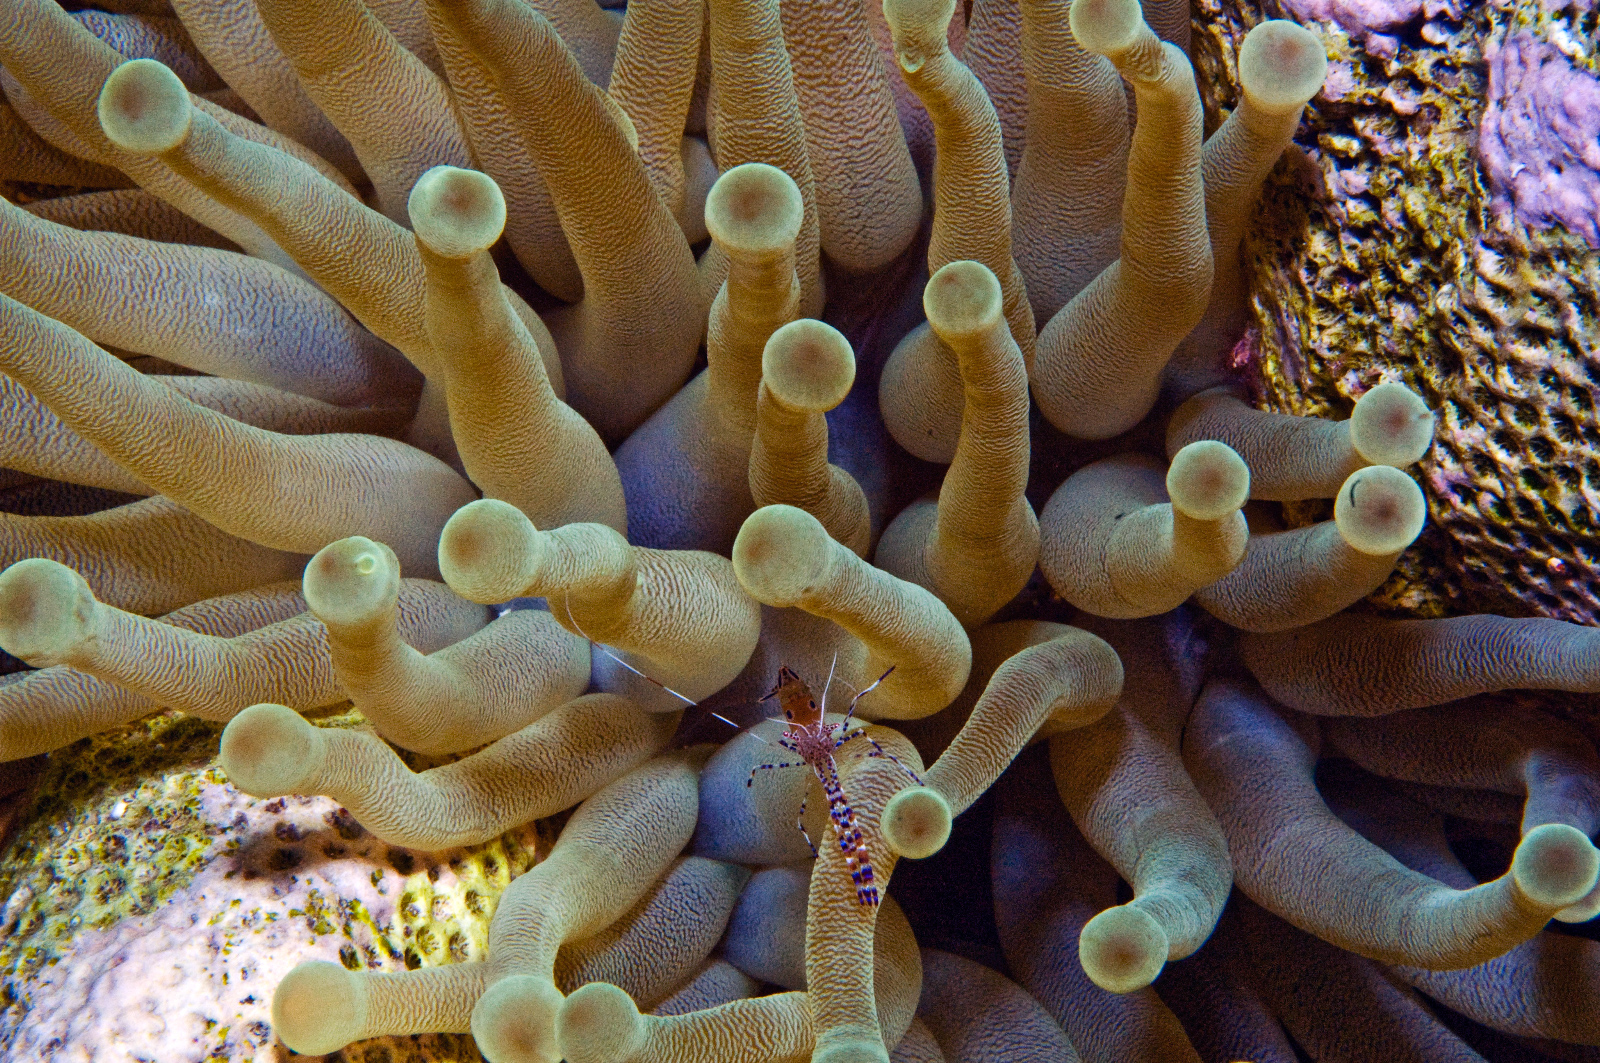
[0,0,1596,1059]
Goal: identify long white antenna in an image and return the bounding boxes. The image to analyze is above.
[561,596,698,707]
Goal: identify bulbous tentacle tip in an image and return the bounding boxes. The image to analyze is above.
[1068,0,1146,57]
[1079,904,1169,993]
[1333,465,1426,556]
[0,558,98,667]
[732,505,833,607]
[472,975,566,1063]
[881,0,957,71]
[881,786,951,858]
[555,981,647,1063]
[1555,876,1600,922]
[219,703,320,797]
[272,960,366,1056]
[923,260,1003,343]
[763,320,856,413]
[439,498,544,604]
[1238,20,1329,115]
[97,58,192,155]
[705,163,805,257]
[1512,822,1600,910]
[1349,381,1435,468]
[303,536,402,628]
[1167,440,1251,521]
[409,166,508,259]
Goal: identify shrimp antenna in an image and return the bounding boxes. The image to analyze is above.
[820,652,839,712]
[842,665,895,726]
[560,595,698,708]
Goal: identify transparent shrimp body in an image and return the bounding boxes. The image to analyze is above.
[573,599,920,908]
[744,665,922,906]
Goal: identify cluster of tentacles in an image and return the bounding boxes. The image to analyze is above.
[2,0,1599,1058]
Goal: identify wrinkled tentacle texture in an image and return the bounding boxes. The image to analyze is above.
[439,498,761,710]
[608,0,707,240]
[916,948,1080,1063]
[1162,19,1326,397]
[301,535,592,753]
[1166,381,1435,501]
[0,559,486,726]
[780,0,921,272]
[7,1,1589,1060]
[1184,678,1600,968]
[1039,443,1250,619]
[1192,464,1427,632]
[1239,611,1600,715]
[270,751,706,1059]
[254,0,473,224]
[877,0,1035,463]
[220,694,680,848]
[698,0,822,321]
[0,495,305,615]
[0,291,477,579]
[0,194,415,408]
[0,582,306,759]
[1325,699,1600,923]
[993,750,1205,1062]
[0,0,351,266]
[749,318,872,557]
[424,0,704,443]
[1325,769,1600,1044]
[409,164,626,533]
[89,50,564,461]
[423,0,580,298]
[556,893,920,1063]
[614,161,804,552]
[874,261,1039,629]
[1028,0,1210,440]
[733,504,971,720]
[1010,0,1126,322]
[1049,612,1231,995]
[921,624,1122,816]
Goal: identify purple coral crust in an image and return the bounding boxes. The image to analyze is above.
[1480,31,1600,249]
[1277,0,1421,41]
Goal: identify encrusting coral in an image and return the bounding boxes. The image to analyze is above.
[0,0,1595,1059]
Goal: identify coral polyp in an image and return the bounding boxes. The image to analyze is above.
[0,0,1597,1059]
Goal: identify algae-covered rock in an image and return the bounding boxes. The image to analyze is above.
[0,708,547,1063]
[1198,0,1600,624]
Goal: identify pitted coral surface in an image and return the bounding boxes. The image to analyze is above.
[1221,0,1600,627]
[0,710,544,1062]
